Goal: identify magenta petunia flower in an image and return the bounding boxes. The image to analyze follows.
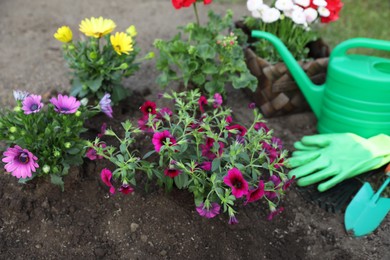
[50,94,80,114]
[152,130,177,152]
[198,96,208,113]
[99,93,113,118]
[140,100,157,116]
[199,161,212,171]
[226,124,247,137]
[283,175,295,191]
[226,116,233,124]
[213,93,223,108]
[97,123,107,138]
[245,180,265,205]
[158,107,173,119]
[265,190,278,200]
[267,207,284,221]
[196,202,221,218]
[101,168,115,194]
[2,145,39,179]
[22,94,44,114]
[223,168,248,198]
[86,143,106,160]
[254,122,269,133]
[248,102,256,109]
[119,184,134,195]
[164,168,182,178]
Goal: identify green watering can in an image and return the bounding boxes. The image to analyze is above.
[251,31,390,138]
[344,164,390,237]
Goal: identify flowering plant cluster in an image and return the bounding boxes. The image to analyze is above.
[154,1,257,96]
[0,90,113,190]
[90,90,292,223]
[54,16,153,104]
[244,0,343,62]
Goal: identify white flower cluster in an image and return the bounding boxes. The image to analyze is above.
[247,0,330,27]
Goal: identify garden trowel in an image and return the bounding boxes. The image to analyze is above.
[344,165,390,237]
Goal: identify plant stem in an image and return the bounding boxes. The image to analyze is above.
[193,2,200,25]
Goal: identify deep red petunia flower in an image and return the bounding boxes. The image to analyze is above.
[223,168,248,198]
[140,100,157,116]
[119,184,134,195]
[226,124,247,137]
[152,130,177,152]
[245,180,265,205]
[171,0,196,9]
[164,168,182,178]
[198,96,208,113]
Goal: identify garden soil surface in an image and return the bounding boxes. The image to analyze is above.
[1,0,390,259]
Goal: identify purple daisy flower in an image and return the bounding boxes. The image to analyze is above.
[50,94,80,114]
[99,93,113,118]
[196,202,221,218]
[2,145,39,179]
[22,94,43,114]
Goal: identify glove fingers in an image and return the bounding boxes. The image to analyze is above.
[301,135,331,147]
[288,151,321,168]
[288,156,330,179]
[317,174,345,192]
[297,166,339,187]
[294,141,320,151]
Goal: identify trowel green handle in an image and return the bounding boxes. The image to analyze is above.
[331,38,390,58]
[372,178,390,203]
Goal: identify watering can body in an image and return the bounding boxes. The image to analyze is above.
[251,31,390,138]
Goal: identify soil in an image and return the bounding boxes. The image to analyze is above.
[1,0,390,259]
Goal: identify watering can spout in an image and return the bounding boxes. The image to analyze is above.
[251,30,323,117]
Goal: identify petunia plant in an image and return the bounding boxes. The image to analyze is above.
[154,1,257,96]
[90,89,293,223]
[0,90,113,190]
[242,0,344,62]
[54,17,154,105]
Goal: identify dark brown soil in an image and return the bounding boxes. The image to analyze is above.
[1,0,390,259]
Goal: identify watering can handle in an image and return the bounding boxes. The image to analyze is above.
[331,38,390,58]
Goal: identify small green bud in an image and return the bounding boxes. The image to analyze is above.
[186,22,195,30]
[104,129,116,136]
[54,150,61,157]
[52,166,59,173]
[82,84,88,90]
[146,52,155,59]
[75,111,81,117]
[65,127,71,134]
[43,165,51,174]
[89,51,98,60]
[68,44,75,51]
[20,130,26,136]
[119,63,128,70]
[9,135,15,141]
[188,46,196,55]
[97,59,105,65]
[64,142,71,149]
[9,126,17,133]
[13,106,22,112]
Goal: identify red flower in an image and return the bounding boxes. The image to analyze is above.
[226,124,247,137]
[171,0,196,9]
[140,100,157,116]
[321,0,343,23]
[101,168,115,194]
[203,0,212,4]
[245,180,265,205]
[164,168,182,178]
[223,168,248,198]
[119,184,134,195]
[198,96,208,113]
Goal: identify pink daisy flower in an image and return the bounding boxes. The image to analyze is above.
[152,130,177,152]
[223,168,248,198]
[2,145,39,179]
[50,94,80,114]
[22,94,44,114]
[196,202,221,218]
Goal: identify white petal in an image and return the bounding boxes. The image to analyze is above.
[275,0,294,11]
[294,0,310,7]
[318,6,330,17]
[262,8,281,23]
[247,0,264,11]
[313,0,327,7]
[304,7,318,23]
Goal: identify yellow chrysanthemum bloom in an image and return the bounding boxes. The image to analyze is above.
[79,17,116,38]
[126,25,137,37]
[110,32,134,55]
[54,26,73,43]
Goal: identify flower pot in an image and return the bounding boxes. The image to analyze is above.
[243,47,329,117]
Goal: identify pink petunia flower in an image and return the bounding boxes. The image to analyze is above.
[152,130,177,152]
[199,161,212,171]
[100,168,115,194]
[196,202,220,218]
[267,207,284,221]
[164,168,182,178]
[86,143,106,160]
[223,168,248,198]
[2,145,39,179]
[99,93,113,118]
[119,184,134,195]
[213,93,223,108]
[228,214,239,225]
[245,180,265,205]
[22,95,44,115]
[50,94,80,114]
[283,175,295,191]
[254,122,269,133]
[97,123,107,138]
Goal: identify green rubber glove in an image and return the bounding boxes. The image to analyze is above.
[287,133,390,192]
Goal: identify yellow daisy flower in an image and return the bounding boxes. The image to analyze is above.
[110,32,134,55]
[54,26,73,43]
[126,25,137,37]
[79,17,116,38]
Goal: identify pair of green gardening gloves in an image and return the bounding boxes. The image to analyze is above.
[287,133,390,192]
